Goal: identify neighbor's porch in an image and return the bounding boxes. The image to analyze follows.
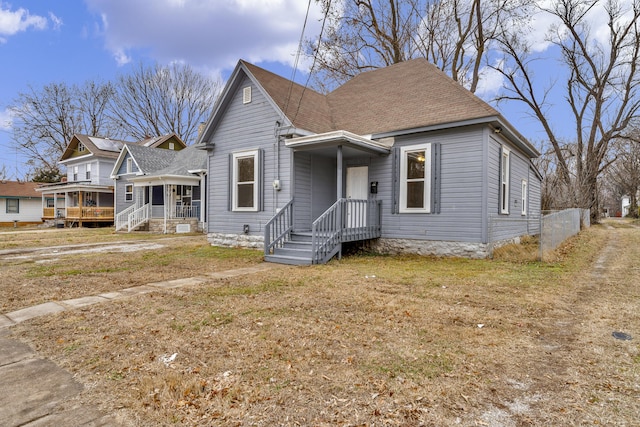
[38,184,115,227]
[116,177,206,233]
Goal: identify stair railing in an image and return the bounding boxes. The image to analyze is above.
[264,199,294,256]
[128,203,150,232]
[115,204,136,231]
[311,199,344,264]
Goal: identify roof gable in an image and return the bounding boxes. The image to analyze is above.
[60,134,128,162]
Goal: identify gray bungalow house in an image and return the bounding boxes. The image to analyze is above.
[111,143,207,233]
[197,58,542,264]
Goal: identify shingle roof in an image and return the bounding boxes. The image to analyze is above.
[125,144,178,174]
[146,145,207,177]
[244,58,499,136]
[242,61,334,134]
[60,134,129,161]
[0,181,41,198]
[126,144,206,178]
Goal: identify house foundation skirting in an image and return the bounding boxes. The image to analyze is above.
[149,218,203,234]
[208,232,264,249]
[369,236,521,259]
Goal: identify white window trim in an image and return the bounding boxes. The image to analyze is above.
[232,150,259,212]
[73,166,78,182]
[521,179,527,216]
[399,143,432,213]
[77,143,85,152]
[500,147,510,214]
[86,163,91,180]
[6,198,19,214]
[126,158,133,174]
[125,184,133,202]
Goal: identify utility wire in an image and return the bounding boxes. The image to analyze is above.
[282,0,313,122]
[291,0,331,126]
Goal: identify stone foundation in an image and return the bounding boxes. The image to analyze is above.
[208,232,264,249]
[148,219,203,234]
[207,233,522,259]
[369,236,521,259]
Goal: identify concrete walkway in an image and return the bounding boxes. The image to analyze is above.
[0,263,284,427]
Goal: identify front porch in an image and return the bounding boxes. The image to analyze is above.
[38,184,115,227]
[264,198,382,265]
[115,182,205,233]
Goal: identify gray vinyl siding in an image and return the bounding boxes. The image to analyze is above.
[377,126,486,242]
[293,152,311,230]
[114,179,134,214]
[488,135,539,242]
[115,152,140,175]
[113,152,138,214]
[528,165,542,234]
[311,156,337,221]
[205,73,292,235]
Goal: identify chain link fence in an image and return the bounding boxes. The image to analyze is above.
[539,208,590,260]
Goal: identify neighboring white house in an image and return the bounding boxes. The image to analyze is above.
[0,180,56,227]
[622,195,631,217]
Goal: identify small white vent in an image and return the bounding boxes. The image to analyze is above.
[176,224,191,233]
[243,86,252,104]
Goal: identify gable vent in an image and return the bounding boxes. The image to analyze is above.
[243,86,252,104]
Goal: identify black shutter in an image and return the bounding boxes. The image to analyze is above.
[228,153,233,211]
[391,147,400,214]
[431,143,441,214]
[258,149,264,211]
[498,145,503,214]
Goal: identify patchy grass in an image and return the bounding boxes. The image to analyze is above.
[5,224,640,426]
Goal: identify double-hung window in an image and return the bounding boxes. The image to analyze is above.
[73,166,78,182]
[86,164,91,180]
[125,184,133,202]
[126,158,133,174]
[232,150,259,211]
[399,143,432,213]
[500,147,510,214]
[6,198,19,214]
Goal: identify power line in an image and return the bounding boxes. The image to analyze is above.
[291,0,331,125]
[282,0,313,121]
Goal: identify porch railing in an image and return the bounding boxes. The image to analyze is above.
[65,207,114,220]
[264,199,294,256]
[115,204,136,231]
[128,203,150,232]
[312,199,382,264]
[174,205,200,219]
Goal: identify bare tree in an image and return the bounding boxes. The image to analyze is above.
[493,0,640,222]
[9,81,115,175]
[110,62,221,144]
[307,0,533,92]
[606,131,640,217]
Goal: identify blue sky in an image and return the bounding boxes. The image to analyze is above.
[0,0,624,179]
[0,0,325,178]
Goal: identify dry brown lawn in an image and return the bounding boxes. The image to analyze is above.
[3,222,640,426]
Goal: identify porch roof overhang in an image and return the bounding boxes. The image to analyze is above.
[35,182,113,195]
[128,174,201,187]
[285,130,391,155]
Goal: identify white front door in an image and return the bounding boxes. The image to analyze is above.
[346,166,369,227]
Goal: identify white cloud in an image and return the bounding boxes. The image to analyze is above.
[0,107,14,131]
[85,0,324,70]
[475,61,506,99]
[0,4,49,40]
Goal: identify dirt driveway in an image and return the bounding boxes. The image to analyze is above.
[4,222,640,426]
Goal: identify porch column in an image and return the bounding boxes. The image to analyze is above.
[163,183,168,234]
[337,145,343,199]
